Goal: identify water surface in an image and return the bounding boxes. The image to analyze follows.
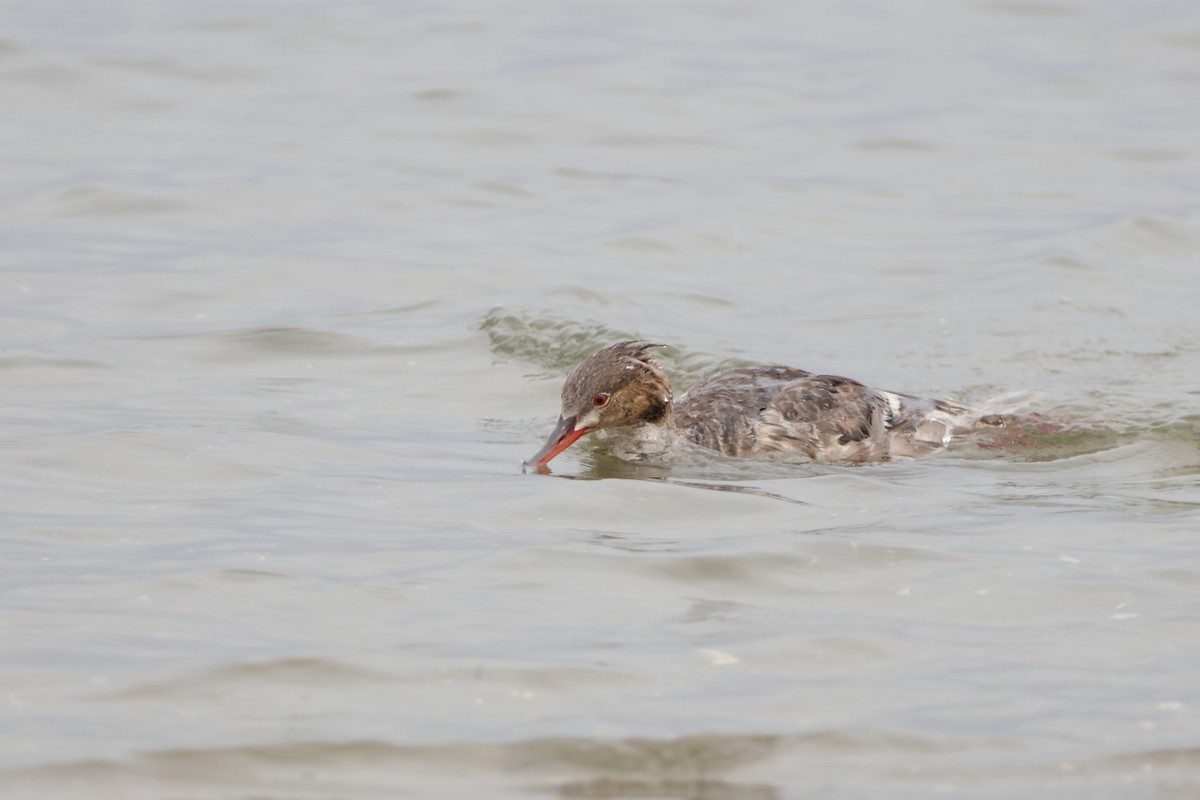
[3,1,1200,798]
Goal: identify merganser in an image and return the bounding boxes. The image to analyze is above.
[528,341,1009,468]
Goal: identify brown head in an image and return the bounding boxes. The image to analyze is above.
[528,341,673,467]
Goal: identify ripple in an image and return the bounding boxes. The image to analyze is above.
[0,728,969,798]
[0,357,109,371]
[90,658,391,702]
[1089,214,1200,256]
[969,413,1124,462]
[1107,148,1191,163]
[854,138,941,152]
[145,325,397,363]
[93,56,255,83]
[591,134,716,148]
[479,306,638,372]
[53,186,189,218]
[982,1,1079,17]
[1,64,82,85]
[553,167,680,184]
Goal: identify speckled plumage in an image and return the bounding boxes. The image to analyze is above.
[528,341,1005,467]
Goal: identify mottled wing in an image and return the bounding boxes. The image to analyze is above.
[674,367,815,459]
[755,374,897,462]
[764,377,983,462]
[677,366,976,463]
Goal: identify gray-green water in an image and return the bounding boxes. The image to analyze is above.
[3,1,1199,798]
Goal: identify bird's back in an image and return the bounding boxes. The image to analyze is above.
[674,366,980,463]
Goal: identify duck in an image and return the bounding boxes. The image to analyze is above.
[527,341,1012,468]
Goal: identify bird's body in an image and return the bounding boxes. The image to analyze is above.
[528,341,1010,468]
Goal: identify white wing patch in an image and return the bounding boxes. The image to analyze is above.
[882,391,904,418]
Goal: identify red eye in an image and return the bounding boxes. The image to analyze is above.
[592,393,610,407]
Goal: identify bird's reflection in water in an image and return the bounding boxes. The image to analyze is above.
[525,450,812,506]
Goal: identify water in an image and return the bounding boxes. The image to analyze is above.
[3,1,1200,797]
